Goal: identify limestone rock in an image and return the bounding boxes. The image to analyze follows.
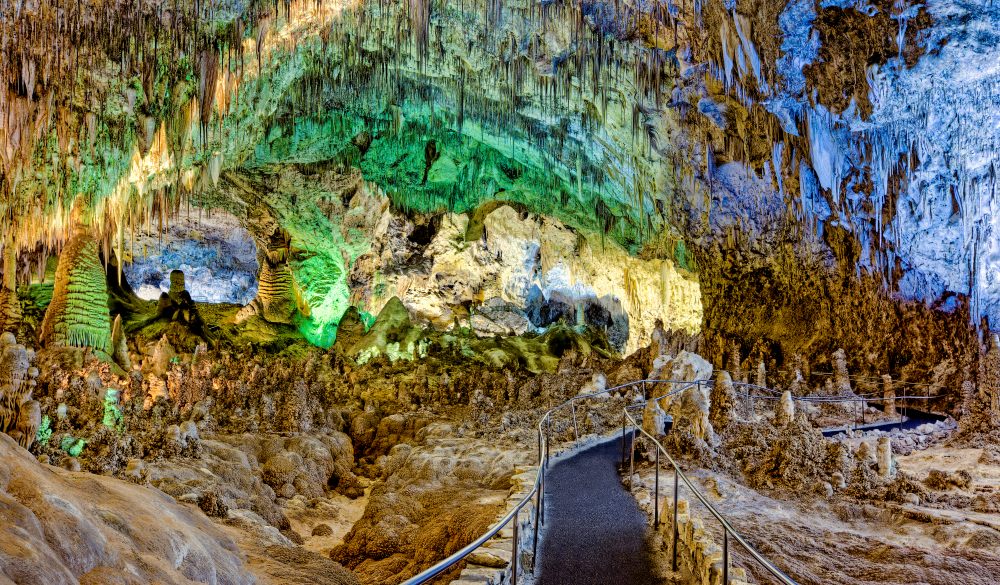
[578,372,608,397]
[351,201,701,355]
[0,433,255,584]
[473,297,533,336]
[649,350,713,384]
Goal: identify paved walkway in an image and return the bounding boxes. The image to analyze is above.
[535,437,663,585]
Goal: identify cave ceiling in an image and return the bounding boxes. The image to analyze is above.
[1,0,998,349]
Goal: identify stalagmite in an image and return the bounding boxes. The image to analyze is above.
[112,315,131,371]
[13,399,40,450]
[238,225,303,326]
[984,335,1000,422]
[709,370,736,430]
[237,254,301,325]
[39,206,113,356]
[789,369,804,396]
[0,333,39,450]
[756,361,766,387]
[775,390,795,427]
[642,398,667,438]
[728,339,743,382]
[0,242,21,332]
[882,375,895,415]
[877,437,894,479]
[833,349,851,395]
[651,318,669,359]
[168,270,187,303]
[991,335,1000,420]
[857,441,876,465]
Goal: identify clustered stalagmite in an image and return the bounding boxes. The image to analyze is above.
[0,332,40,449]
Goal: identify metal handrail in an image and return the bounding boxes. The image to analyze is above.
[731,381,939,429]
[623,384,799,585]
[401,378,698,585]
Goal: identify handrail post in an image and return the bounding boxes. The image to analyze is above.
[628,427,636,490]
[537,427,542,463]
[545,418,551,469]
[532,483,541,559]
[654,447,660,527]
[539,463,545,526]
[671,469,679,572]
[511,510,519,585]
[571,402,579,441]
[642,380,647,401]
[621,410,627,465]
[723,529,729,585]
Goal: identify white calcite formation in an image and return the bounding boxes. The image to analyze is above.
[650,350,714,384]
[774,0,1000,327]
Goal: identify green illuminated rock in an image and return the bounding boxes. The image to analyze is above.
[39,230,112,355]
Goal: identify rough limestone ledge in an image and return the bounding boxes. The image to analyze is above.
[632,475,751,585]
[447,464,538,585]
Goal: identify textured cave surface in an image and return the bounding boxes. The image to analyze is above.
[1,0,1000,584]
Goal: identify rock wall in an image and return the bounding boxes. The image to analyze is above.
[350,190,702,355]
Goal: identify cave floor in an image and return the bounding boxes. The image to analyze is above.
[631,445,1000,585]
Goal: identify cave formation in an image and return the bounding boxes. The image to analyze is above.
[0,1,999,584]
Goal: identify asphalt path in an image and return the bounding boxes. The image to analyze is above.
[535,436,662,585]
